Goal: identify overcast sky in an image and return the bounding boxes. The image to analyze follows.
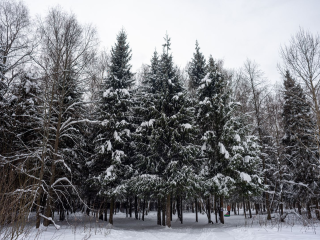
[23,0,320,84]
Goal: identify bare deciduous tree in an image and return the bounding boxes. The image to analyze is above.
[34,7,98,228]
[280,28,320,147]
[0,0,33,85]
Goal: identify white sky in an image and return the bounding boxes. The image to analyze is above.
[24,0,320,84]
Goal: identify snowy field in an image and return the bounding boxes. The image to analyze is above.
[10,210,319,240]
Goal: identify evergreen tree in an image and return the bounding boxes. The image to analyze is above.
[282,71,318,217]
[92,30,135,224]
[196,56,261,223]
[187,40,206,95]
[131,35,199,227]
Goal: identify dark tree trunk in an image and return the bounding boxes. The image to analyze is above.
[177,195,181,221]
[142,198,145,221]
[109,197,114,225]
[235,203,237,214]
[162,198,166,226]
[104,199,108,221]
[126,198,128,218]
[135,196,138,219]
[180,196,183,224]
[307,202,312,219]
[243,197,247,218]
[170,194,173,221]
[266,192,271,220]
[255,203,259,215]
[59,206,65,221]
[247,200,252,218]
[207,197,211,223]
[316,200,320,220]
[220,196,224,224]
[157,198,161,225]
[195,197,198,222]
[297,202,302,215]
[214,195,218,223]
[129,198,132,218]
[166,194,171,228]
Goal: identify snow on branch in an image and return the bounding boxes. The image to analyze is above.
[39,213,60,230]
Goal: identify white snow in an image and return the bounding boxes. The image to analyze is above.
[113,150,125,162]
[15,211,319,240]
[181,123,192,129]
[107,140,112,151]
[218,142,229,159]
[114,131,122,142]
[106,165,114,177]
[103,89,112,97]
[201,143,207,152]
[244,156,251,163]
[119,88,130,97]
[234,134,241,142]
[240,172,252,182]
[141,119,155,127]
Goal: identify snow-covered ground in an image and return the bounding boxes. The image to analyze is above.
[13,210,319,240]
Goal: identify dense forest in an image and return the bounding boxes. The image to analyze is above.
[1,0,320,236]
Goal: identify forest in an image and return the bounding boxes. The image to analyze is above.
[0,0,320,239]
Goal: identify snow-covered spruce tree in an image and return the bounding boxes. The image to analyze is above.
[196,56,261,223]
[187,40,206,96]
[0,70,44,232]
[282,71,319,219]
[92,29,135,225]
[128,50,159,208]
[229,115,263,219]
[132,35,199,228]
[153,35,198,227]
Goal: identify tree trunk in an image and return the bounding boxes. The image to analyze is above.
[266,192,271,220]
[247,200,252,218]
[177,195,181,221]
[220,196,224,224]
[126,198,128,218]
[180,196,183,224]
[236,203,238,214]
[43,106,63,227]
[104,198,108,221]
[307,202,312,219]
[166,194,171,228]
[109,197,114,225]
[280,197,284,222]
[214,195,218,223]
[316,200,320,220]
[135,196,138,219]
[138,198,140,220]
[162,197,166,226]
[243,197,246,218]
[170,194,173,221]
[195,197,198,222]
[297,202,302,215]
[207,197,211,223]
[255,203,259,215]
[157,198,161,225]
[142,198,145,221]
[129,198,132,218]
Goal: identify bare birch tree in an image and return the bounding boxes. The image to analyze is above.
[34,7,98,227]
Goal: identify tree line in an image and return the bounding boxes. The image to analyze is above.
[0,0,320,233]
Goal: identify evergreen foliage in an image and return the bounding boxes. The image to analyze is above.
[188,41,207,93]
[282,71,319,204]
[93,30,135,198]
